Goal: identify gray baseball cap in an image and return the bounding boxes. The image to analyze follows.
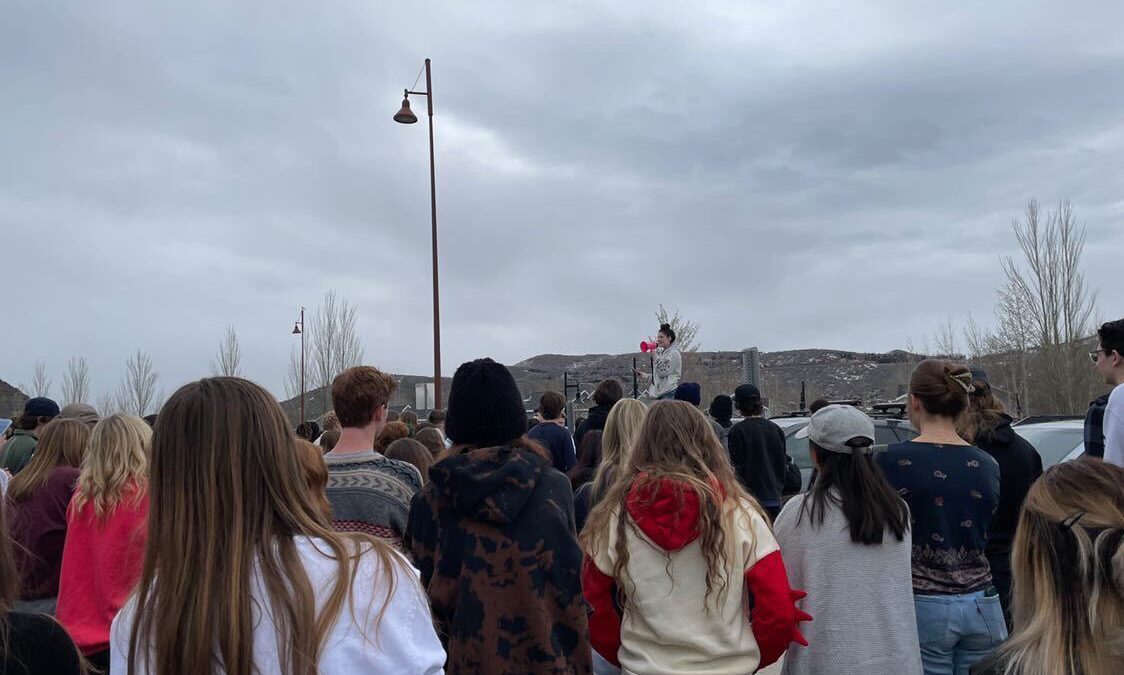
[805,404,876,454]
[59,402,101,426]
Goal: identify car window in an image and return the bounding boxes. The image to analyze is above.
[785,427,812,470]
[874,426,899,447]
[1014,427,1084,467]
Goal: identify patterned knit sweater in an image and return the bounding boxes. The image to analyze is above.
[324,450,422,544]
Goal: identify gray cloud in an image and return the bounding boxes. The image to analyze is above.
[2,0,1122,401]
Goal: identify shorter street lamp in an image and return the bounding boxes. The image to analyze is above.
[292,307,305,427]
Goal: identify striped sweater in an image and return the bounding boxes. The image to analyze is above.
[324,450,422,544]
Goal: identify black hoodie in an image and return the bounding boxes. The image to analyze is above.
[405,445,591,675]
[574,404,611,448]
[974,414,1043,552]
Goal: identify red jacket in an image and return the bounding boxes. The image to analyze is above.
[57,484,148,655]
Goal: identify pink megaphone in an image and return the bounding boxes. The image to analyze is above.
[640,340,659,353]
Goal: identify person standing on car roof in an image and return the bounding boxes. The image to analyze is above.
[1090,318,1124,467]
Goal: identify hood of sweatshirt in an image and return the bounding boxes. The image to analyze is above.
[429,446,545,524]
[976,413,1016,447]
[625,477,724,552]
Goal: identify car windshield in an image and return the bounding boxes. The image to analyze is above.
[1014,426,1084,467]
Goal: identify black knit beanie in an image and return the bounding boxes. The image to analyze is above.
[445,358,528,448]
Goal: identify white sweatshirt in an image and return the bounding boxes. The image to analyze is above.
[646,345,682,398]
[110,536,445,674]
[1104,383,1124,467]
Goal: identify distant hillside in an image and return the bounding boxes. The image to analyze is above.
[278,348,925,423]
[0,380,28,418]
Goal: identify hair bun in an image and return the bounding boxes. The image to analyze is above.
[659,323,671,332]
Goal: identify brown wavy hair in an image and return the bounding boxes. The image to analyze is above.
[983,457,1124,675]
[7,418,89,503]
[126,377,408,675]
[580,400,763,611]
[961,376,1006,442]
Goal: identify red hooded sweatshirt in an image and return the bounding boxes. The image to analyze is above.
[583,477,810,674]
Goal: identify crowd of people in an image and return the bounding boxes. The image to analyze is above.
[0,318,1120,674]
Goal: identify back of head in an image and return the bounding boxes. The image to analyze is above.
[427,409,446,425]
[132,376,401,675]
[17,397,60,431]
[400,410,418,429]
[591,399,647,499]
[8,418,90,503]
[708,395,733,425]
[999,457,1124,675]
[592,379,624,407]
[964,373,1006,441]
[808,398,830,414]
[295,439,332,521]
[74,413,151,520]
[385,438,434,484]
[800,406,909,545]
[909,359,972,419]
[59,402,100,427]
[318,429,340,452]
[321,411,340,432]
[375,421,410,453]
[733,384,763,417]
[413,427,446,456]
[673,382,702,407]
[331,366,397,429]
[445,358,528,450]
[539,391,566,420]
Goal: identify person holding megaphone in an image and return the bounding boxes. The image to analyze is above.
[635,323,682,400]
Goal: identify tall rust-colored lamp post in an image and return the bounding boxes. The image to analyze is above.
[394,58,442,410]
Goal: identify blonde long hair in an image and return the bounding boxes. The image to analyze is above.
[987,457,1124,675]
[127,377,407,675]
[8,419,90,503]
[581,400,763,610]
[71,414,150,521]
[589,399,647,501]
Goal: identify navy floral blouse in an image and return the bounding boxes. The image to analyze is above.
[876,441,1000,594]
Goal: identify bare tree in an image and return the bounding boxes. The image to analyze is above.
[933,316,959,358]
[1000,199,1099,414]
[654,304,701,352]
[95,391,119,417]
[309,290,365,406]
[210,325,243,377]
[60,356,91,405]
[31,361,52,397]
[117,350,160,416]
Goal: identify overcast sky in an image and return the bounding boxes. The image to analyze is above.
[3,1,1122,402]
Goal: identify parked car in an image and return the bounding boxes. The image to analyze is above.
[1011,419,1085,467]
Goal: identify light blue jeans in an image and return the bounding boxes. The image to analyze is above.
[914,590,1008,675]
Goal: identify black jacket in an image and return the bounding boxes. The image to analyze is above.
[974,414,1043,553]
[574,403,611,447]
[1084,392,1110,458]
[727,417,787,507]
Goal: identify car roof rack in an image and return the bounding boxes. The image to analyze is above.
[1011,414,1085,426]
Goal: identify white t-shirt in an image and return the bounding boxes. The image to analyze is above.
[1104,383,1124,467]
[110,536,445,674]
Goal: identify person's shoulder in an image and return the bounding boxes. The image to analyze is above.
[773,493,808,532]
[1108,383,1124,406]
[46,465,81,488]
[373,456,424,486]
